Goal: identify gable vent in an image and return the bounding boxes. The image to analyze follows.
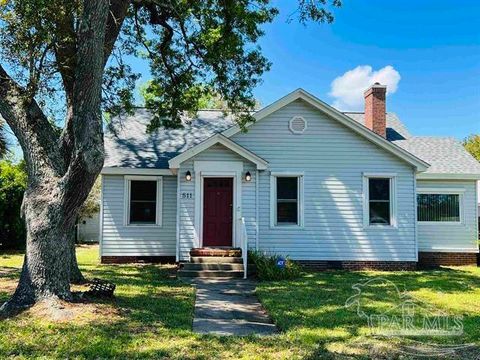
[289,116,307,134]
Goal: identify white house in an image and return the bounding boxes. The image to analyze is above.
[100,84,480,274]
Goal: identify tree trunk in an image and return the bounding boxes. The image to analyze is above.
[0,0,110,316]
[69,225,86,284]
[0,182,74,314]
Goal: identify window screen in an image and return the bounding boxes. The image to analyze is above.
[129,180,157,224]
[417,194,460,222]
[276,177,298,225]
[368,178,391,225]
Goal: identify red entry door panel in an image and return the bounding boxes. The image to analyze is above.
[203,178,233,247]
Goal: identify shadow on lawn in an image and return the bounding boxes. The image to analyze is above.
[0,262,194,329]
[257,267,480,358]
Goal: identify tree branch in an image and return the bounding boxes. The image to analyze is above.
[53,8,77,98]
[60,0,130,165]
[104,0,131,66]
[0,64,64,179]
[62,0,110,217]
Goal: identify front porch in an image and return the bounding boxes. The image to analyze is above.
[178,247,247,279]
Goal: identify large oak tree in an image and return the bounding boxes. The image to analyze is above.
[0,0,340,314]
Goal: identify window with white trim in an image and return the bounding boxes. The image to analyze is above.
[125,176,163,226]
[417,192,461,223]
[271,174,303,227]
[364,175,396,227]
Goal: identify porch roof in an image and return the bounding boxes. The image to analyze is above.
[168,133,268,171]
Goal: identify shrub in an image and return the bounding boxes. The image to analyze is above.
[248,250,302,281]
[0,160,27,249]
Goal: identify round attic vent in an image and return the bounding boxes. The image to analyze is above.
[289,116,307,134]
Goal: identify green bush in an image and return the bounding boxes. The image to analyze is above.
[248,250,302,281]
[0,160,27,249]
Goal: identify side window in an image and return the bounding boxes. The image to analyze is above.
[364,175,396,227]
[271,174,303,227]
[417,193,461,223]
[368,178,391,225]
[276,177,299,225]
[125,177,162,226]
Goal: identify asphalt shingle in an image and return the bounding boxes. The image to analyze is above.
[392,136,480,175]
[104,109,234,169]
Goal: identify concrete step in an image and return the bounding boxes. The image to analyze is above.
[182,263,244,271]
[190,256,243,264]
[178,269,244,278]
[190,247,242,257]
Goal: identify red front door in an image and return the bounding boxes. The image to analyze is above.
[203,178,233,247]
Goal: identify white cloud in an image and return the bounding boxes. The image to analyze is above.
[329,65,401,111]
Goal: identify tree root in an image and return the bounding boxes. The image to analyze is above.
[0,298,33,319]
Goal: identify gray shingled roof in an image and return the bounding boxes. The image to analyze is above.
[105,108,480,176]
[104,109,234,169]
[392,137,480,175]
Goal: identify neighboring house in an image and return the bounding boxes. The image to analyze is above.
[77,213,100,243]
[100,84,480,271]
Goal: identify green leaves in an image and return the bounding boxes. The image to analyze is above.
[0,0,340,133]
[248,250,303,281]
[0,160,27,249]
[463,134,480,162]
[125,0,275,130]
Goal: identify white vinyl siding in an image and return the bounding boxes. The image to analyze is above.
[177,144,257,261]
[232,99,417,261]
[101,175,177,256]
[417,180,478,253]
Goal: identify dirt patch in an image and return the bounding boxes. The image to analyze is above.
[20,298,124,324]
[0,277,19,296]
[0,267,20,276]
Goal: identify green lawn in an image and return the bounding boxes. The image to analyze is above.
[1,246,479,359]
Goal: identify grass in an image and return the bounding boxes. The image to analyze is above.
[0,246,479,359]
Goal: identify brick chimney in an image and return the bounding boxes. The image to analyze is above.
[364,83,387,138]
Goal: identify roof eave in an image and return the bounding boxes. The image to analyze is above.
[101,167,173,175]
[417,173,480,180]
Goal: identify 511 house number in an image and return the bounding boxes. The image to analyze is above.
[181,192,193,199]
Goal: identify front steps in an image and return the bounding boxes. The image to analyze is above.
[178,248,245,279]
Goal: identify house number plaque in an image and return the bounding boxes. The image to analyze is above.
[181,192,193,199]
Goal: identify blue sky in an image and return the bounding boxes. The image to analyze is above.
[125,0,479,139]
[251,0,480,139]
[3,0,479,159]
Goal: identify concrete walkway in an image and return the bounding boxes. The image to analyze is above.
[190,278,277,336]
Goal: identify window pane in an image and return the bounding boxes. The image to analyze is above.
[369,201,390,225]
[131,181,156,201]
[277,201,298,224]
[277,177,298,200]
[129,180,157,224]
[130,202,156,223]
[369,178,390,201]
[417,194,460,222]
